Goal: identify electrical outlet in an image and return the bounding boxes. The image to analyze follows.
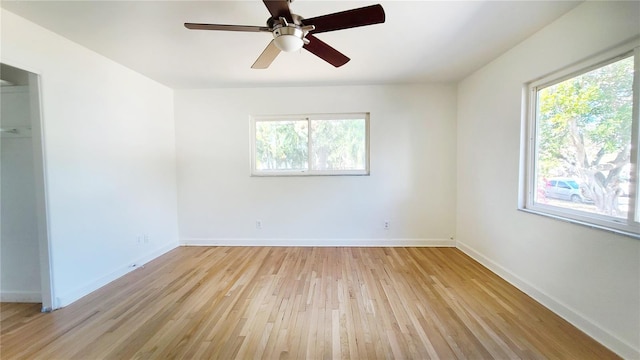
[136,235,142,245]
[384,221,390,230]
[143,234,149,244]
[256,220,262,229]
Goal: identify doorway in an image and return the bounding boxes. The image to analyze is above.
[1,63,53,312]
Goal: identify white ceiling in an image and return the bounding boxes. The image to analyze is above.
[1,0,581,89]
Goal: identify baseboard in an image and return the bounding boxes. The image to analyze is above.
[54,242,178,308]
[180,238,456,247]
[456,240,640,360]
[0,290,41,303]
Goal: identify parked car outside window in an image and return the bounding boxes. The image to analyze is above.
[544,177,589,203]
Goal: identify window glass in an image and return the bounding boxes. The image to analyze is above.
[252,113,369,176]
[255,120,308,171]
[534,55,634,219]
[311,119,366,171]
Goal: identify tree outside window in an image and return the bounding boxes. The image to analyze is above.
[535,56,634,218]
[252,114,369,176]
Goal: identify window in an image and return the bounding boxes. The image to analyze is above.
[251,113,369,176]
[522,41,640,237]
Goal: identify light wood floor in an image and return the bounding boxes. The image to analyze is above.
[1,247,619,359]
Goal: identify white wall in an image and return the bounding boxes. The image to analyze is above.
[1,85,41,302]
[175,84,457,246]
[1,9,180,307]
[456,2,640,358]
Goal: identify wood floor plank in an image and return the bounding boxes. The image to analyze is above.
[0,247,620,359]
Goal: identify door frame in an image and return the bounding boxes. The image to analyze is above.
[28,71,54,312]
[1,60,54,312]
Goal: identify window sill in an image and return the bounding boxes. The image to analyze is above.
[518,207,640,240]
[251,171,370,177]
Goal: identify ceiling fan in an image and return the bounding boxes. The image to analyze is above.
[184,0,385,69]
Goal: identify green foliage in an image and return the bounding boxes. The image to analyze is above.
[255,118,366,172]
[536,56,634,215]
[311,119,366,170]
[255,120,308,170]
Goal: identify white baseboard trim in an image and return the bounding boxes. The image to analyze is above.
[456,240,639,360]
[54,242,178,308]
[181,238,456,247]
[0,290,41,303]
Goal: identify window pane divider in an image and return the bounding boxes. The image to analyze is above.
[632,46,640,223]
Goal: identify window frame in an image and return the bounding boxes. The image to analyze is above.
[250,112,370,177]
[520,39,640,238]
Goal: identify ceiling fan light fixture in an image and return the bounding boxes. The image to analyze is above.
[273,26,304,52]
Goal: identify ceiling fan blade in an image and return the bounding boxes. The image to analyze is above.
[301,4,385,34]
[303,34,350,68]
[184,23,270,32]
[263,0,293,21]
[252,40,281,69]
